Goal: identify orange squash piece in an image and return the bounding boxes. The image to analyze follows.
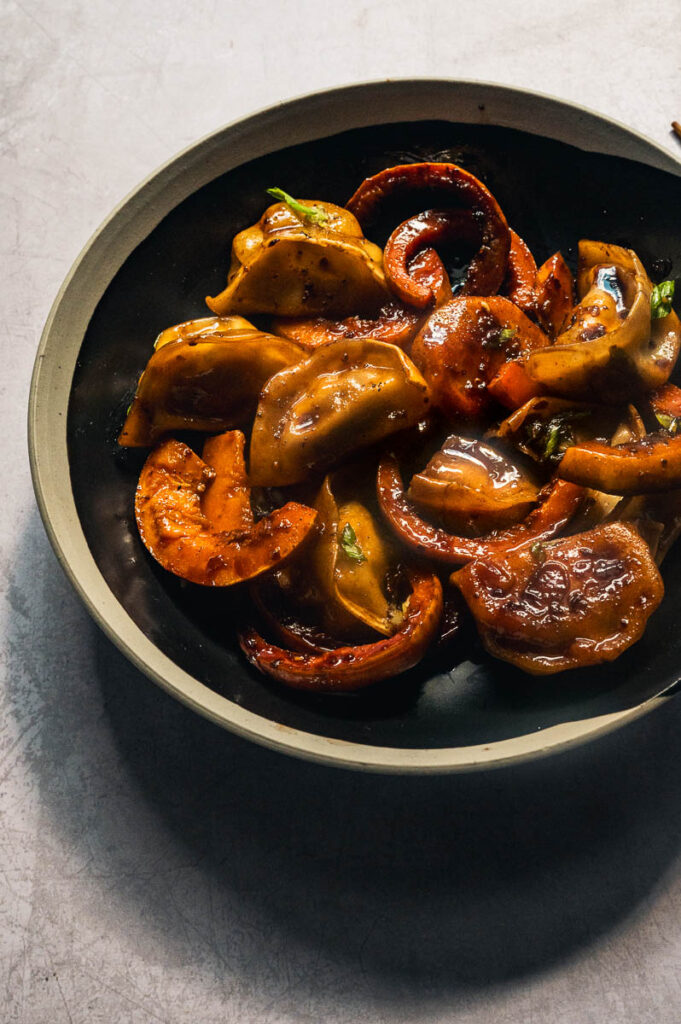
[410,295,549,420]
[347,162,511,297]
[135,432,317,586]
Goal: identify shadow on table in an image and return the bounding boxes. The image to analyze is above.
[11,512,681,997]
[93,617,681,990]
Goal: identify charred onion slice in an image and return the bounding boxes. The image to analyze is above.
[502,230,537,316]
[119,322,305,448]
[408,435,539,535]
[346,162,511,296]
[239,570,443,691]
[534,252,574,338]
[383,208,477,308]
[206,199,388,317]
[559,432,681,494]
[249,339,431,486]
[451,522,664,674]
[377,454,584,565]
[135,434,317,586]
[410,295,549,420]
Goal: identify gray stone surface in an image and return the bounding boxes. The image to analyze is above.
[3,1,681,1020]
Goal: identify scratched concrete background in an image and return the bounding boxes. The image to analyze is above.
[4,1,681,1021]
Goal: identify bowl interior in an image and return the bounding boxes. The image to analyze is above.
[67,118,681,751]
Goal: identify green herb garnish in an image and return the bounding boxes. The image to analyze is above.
[544,422,563,458]
[499,326,518,344]
[530,541,546,563]
[656,411,681,434]
[651,279,675,319]
[266,187,329,225]
[340,523,366,563]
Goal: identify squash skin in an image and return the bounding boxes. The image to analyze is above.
[346,162,511,298]
[239,570,443,692]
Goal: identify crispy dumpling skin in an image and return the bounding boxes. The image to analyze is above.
[134,432,318,586]
[408,435,539,535]
[249,339,431,486]
[526,241,681,400]
[206,200,388,317]
[119,318,305,447]
[451,522,663,674]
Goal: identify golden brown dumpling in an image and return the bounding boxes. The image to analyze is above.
[526,241,681,400]
[206,200,388,317]
[407,436,539,535]
[119,317,305,447]
[249,339,431,486]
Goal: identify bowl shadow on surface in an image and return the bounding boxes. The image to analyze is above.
[93,620,681,990]
[13,509,681,997]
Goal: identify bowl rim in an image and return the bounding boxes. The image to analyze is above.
[28,76,681,774]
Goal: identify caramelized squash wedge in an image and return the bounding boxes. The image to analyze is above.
[534,252,574,338]
[452,522,664,674]
[559,432,681,494]
[239,570,443,692]
[377,453,584,565]
[135,433,317,586]
[119,320,305,447]
[383,208,475,308]
[249,339,431,486]
[206,200,388,317]
[502,230,537,316]
[410,295,549,420]
[347,162,511,297]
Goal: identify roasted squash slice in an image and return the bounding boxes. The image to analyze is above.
[240,569,443,692]
[135,432,317,586]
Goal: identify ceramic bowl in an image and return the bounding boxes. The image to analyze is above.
[29,79,681,772]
